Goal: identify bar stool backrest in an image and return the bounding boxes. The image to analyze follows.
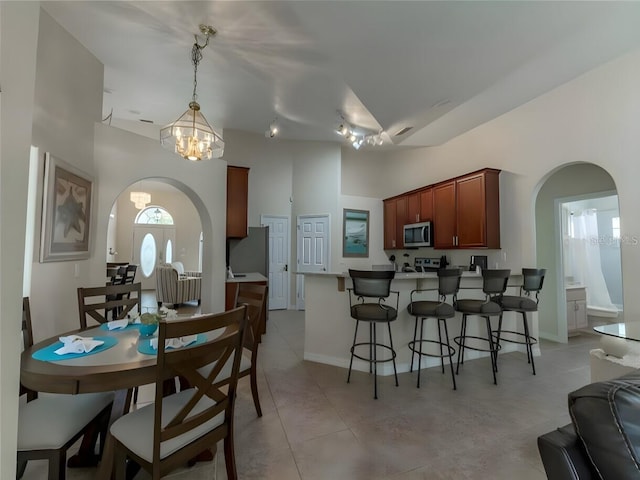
[438,268,463,297]
[349,269,395,299]
[522,268,546,293]
[481,269,511,296]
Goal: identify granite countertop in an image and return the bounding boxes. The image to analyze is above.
[226,272,268,283]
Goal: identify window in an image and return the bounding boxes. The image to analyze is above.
[140,233,157,278]
[165,239,173,264]
[612,217,620,239]
[135,206,174,225]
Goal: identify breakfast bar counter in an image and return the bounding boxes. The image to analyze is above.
[303,270,535,375]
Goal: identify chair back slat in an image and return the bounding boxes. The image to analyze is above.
[152,306,248,463]
[349,269,395,298]
[481,269,511,295]
[77,282,141,329]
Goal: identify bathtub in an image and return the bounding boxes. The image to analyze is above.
[587,305,621,319]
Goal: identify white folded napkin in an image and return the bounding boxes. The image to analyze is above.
[150,335,198,350]
[159,306,178,319]
[55,335,104,355]
[106,319,129,330]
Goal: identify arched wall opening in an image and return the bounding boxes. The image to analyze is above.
[534,162,621,343]
[105,177,208,306]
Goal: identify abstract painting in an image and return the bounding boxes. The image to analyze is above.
[40,153,93,262]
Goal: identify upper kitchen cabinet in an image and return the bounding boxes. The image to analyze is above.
[383,195,408,249]
[407,188,433,224]
[226,166,249,238]
[433,169,501,249]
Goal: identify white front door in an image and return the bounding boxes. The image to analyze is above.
[296,215,330,310]
[133,226,176,290]
[261,215,290,310]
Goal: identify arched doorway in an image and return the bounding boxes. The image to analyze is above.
[106,180,204,297]
[535,163,623,343]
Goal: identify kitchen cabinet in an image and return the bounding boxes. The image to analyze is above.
[383,195,408,249]
[433,168,500,249]
[226,166,249,238]
[406,187,433,223]
[566,286,587,332]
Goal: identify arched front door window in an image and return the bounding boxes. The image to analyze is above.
[135,206,174,225]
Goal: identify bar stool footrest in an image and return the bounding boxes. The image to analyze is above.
[351,342,397,364]
[453,335,501,353]
[493,330,538,346]
[408,339,455,359]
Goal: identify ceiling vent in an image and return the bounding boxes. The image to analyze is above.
[395,126,413,136]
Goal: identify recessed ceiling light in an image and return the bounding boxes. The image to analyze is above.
[395,126,413,136]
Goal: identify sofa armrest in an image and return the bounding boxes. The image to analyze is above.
[184,271,201,278]
[538,424,597,480]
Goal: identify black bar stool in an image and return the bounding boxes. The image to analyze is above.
[494,268,546,375]
[347,269,399,399]
[454,269,510,385]
[407,268,462,390]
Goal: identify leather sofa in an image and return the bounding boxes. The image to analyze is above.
[537,370,640,480]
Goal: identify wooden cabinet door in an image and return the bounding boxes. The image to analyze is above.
[383,199,397,249]
[407,192,421,224]
[433,181,456,249]
[226,166,249,238]
[395,196,408,249]
[419,188,433,222]
[456,173,486,248]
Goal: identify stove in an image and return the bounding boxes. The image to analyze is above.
[414,257,442,272]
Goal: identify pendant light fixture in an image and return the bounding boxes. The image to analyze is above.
[130,191,151,210]
[160,24,224,161]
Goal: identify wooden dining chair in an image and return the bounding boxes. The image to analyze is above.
[77,282,141,328]
[109,306,249,480]
[227,283,268,416]
[18,297,114,480]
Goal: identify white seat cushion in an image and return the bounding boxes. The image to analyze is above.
[110,388,224,463]
[18,391,114,450]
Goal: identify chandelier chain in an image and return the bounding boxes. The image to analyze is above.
[190,31,211,103]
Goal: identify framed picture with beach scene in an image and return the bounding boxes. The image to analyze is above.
[40,153,93,262]
[343,208,369,258]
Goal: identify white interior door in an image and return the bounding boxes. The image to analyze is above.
[133,226,176,290]
[296,215,330,310]
[261,215,290,310]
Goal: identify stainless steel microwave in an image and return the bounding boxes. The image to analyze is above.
[403,221,432,248]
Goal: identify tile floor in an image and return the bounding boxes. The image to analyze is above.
[22,301,601,479]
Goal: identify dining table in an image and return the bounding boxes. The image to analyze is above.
[20,314,212,480]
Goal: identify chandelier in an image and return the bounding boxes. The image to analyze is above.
[130,191,151,209]
[160,25,224,161]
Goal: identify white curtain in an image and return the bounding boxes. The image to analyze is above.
[566,209,616,311]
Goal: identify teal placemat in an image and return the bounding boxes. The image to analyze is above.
[99,322,141,332]
[32,336,118,361]
[138,334,207,355]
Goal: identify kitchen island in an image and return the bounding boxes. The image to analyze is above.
[303,270,536,375]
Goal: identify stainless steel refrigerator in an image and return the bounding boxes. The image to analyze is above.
[227,226,269,277]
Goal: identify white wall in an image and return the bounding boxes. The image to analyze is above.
[93,124,228,314]
[28,8,104,343]
[0,4,40,477]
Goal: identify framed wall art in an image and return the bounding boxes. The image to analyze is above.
[343,208,369,257]
[40,153,93,262]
